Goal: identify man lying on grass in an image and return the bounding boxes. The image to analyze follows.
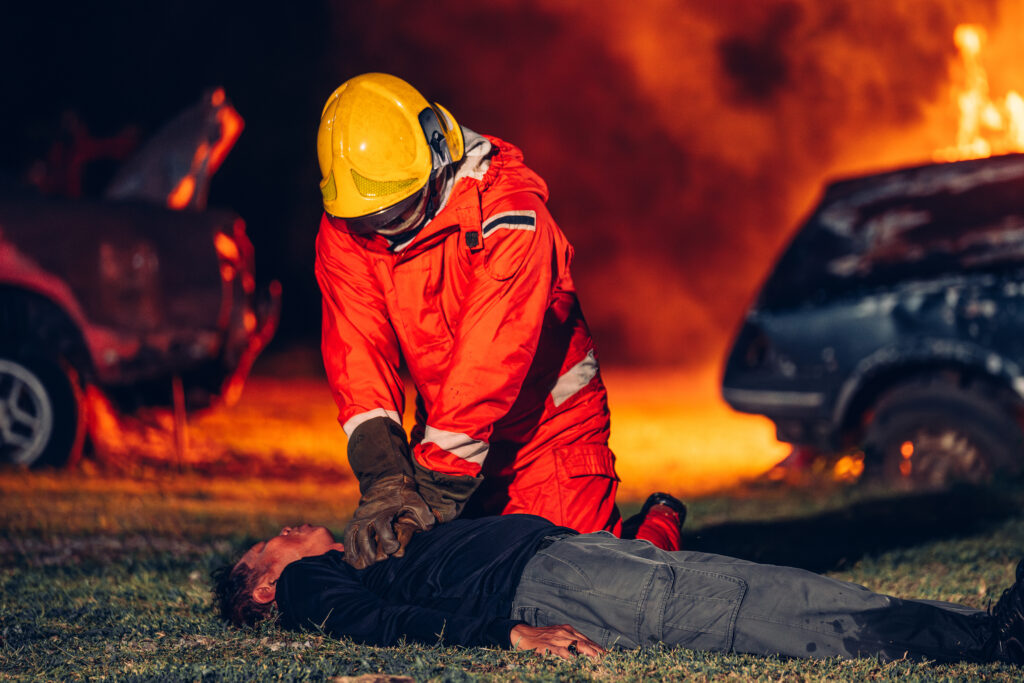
[213,511,1024,664]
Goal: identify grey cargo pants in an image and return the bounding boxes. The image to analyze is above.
[510,532,992,661]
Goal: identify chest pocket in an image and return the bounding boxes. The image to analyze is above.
[391,245,454,355]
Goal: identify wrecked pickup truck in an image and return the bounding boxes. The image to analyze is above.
[0,90,279,468]
[723,153,1024,486]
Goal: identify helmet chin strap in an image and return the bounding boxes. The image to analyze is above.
[425,162,456,219]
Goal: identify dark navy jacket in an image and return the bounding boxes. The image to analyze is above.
[275,515,573,647]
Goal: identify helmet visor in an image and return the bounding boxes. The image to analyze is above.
[328,185,428,236]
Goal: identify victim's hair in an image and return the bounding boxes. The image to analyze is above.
[211,559,276,627]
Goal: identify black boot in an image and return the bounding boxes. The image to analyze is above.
[986,559,1024,664]
[621,492,687,539]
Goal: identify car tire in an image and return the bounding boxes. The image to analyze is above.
[0,352,82,468]
[862,377,1024,487]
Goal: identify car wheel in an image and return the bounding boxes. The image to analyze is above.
[0,353,81,468]
[862,377,1024,487]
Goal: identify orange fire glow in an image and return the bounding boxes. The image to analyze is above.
[934,24,1024,161]
[214,232,241,262]
[79,365,785,498]
[832,454,865,482]
[898,440,915,478]
[604,366,788,498]
[83,7,1024,500]
[84,385,185,467]
[166,89,244,210]
[166,176,196,210]
[207,104,244,173]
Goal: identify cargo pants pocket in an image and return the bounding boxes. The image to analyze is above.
[512,534,747,652]
[659,563,747,653]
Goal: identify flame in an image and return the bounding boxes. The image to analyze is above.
[222,375,246,408]
[605,365,789,498]
[81,5,1024,499]
[78,366,784,498]
[934,24,1024,161]
[898,440,915,478]
[81,380,355,484]
[167,176,196,210]
[84,385,186,466]
[214,233,241,262]
[166,90,244,210]
[832,453,865,482]
[326,1,1024,370]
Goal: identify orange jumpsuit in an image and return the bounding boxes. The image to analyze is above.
[316,136,620,534]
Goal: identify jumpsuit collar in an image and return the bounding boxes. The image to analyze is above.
[333,136,540,257]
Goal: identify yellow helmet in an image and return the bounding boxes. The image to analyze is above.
[317,73,465,233]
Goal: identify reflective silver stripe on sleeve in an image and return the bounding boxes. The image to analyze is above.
[422,426,489,465]
[342,408,402,437]
[550,349,599,407]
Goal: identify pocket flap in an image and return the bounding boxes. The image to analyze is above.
[555,445,619,479]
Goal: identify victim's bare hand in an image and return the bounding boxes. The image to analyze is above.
[510,624,606,660]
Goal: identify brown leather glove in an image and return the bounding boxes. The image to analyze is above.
[344,473,435,569]
[347,417,414,487]
[413,461,483,523]
[345,418,434,569]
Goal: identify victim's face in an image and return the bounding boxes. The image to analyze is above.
[240,524,341,584]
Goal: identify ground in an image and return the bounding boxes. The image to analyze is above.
[2,361,1023,680]
[2,468,1023,681]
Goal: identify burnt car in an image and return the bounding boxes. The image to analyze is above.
[723,153,1024,486]
[0,90,279,468]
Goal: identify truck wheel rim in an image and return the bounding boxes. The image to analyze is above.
[896,428,988,485]
[0,359,54,466]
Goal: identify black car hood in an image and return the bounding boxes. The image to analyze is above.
[759,154,1024,309]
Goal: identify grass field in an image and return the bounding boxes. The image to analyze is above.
[2,466,1023,681]
[2,362,1023,680]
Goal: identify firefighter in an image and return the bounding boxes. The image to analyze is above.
[315,73,682,568]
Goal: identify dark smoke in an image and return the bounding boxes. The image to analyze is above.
[327,0,1010,365]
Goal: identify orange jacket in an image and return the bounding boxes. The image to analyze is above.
[316,137,608,478]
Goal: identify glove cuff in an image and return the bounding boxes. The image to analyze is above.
[413,461,483,523]
[348,417,412,494]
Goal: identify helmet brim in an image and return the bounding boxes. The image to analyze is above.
[326,185,428,235]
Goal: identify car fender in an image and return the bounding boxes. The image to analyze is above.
[0,239,131,382]
[832,339,1024,434]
